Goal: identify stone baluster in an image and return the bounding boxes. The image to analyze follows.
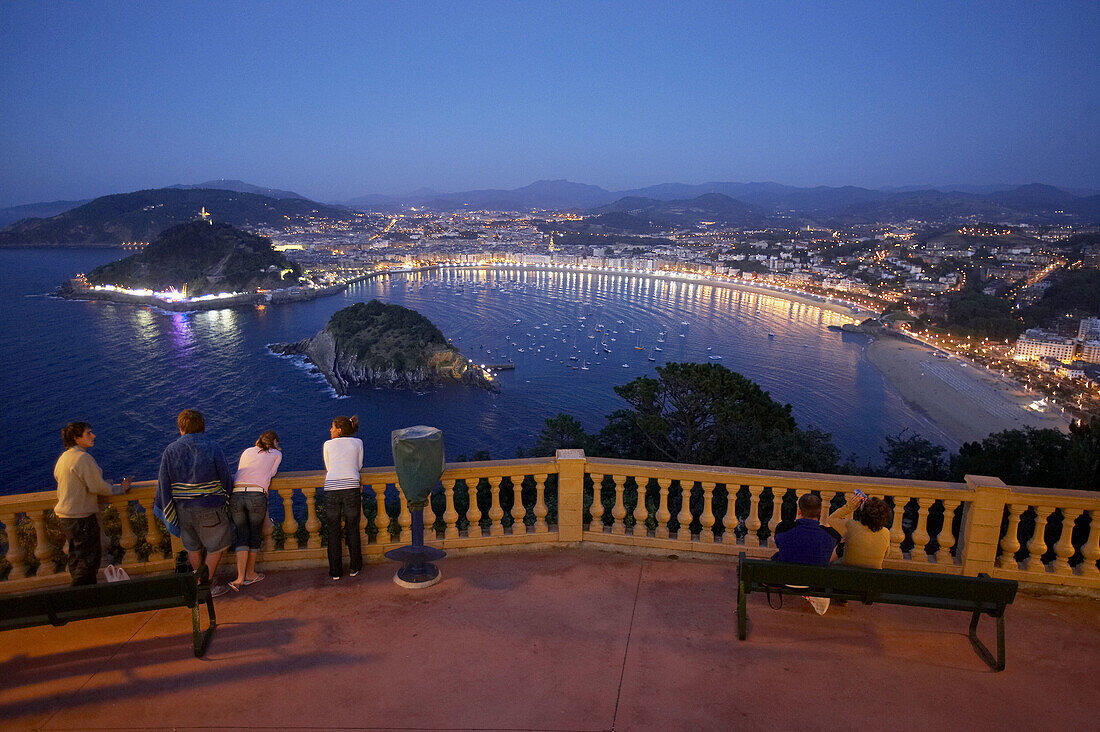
[747,485,764,547]
[655,478,672,539]
[397,490,412,544]
[32,509,58,576]
[700,482,716,544]
[3,512,28,579]
[304,487,322,549]
[373,485,391,542]
[262,497,275,553]
[937,499,961,564]
[442,479,460,539]
[1025,505,1055,573]
[911,498,933,563]
[488,477,504,537]
[611,475,627,536]
[677,481,694,541]
[820,490,836,522]
[1082,510,1100,578]
[533,474,549,533]
[766,488,784,546]
[1052,508,1078,577]
[996,503,1023,569]
[280,489,299,548]
[466,480,482,538]
[632,477,650,538]
[888,497,907,561]
[510,475,527,535]
[589,474,605,533]
[118,501,139,565]
[722,484,739,545]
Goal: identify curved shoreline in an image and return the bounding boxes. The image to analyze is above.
[863,335,1069,446]
[402,263,877,320]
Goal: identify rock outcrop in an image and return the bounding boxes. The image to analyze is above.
[271,301,498,394]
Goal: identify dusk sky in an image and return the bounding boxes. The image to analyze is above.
[2,0,1098,207]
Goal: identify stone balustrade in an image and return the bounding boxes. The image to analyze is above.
[1,451,1097,593]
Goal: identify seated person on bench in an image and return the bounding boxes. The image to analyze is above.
[773,493,840,565]
[825,493,892,569]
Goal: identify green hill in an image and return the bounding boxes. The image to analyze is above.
[82,221,301,296]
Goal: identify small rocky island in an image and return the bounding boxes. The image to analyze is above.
[57,220,319,310]
[271,300,498,394]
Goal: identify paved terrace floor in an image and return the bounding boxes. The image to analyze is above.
[2,548,1098,732]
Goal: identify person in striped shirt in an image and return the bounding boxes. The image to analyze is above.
[155,409,233,597]
[323,415,364,580]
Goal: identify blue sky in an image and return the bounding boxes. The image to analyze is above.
[1,0,1098,205]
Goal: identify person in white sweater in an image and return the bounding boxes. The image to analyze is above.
[53,422,132,585]
[229,430,282,590]
[323,415,364,579]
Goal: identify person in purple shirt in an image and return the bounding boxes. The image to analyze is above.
[773,493,840,565]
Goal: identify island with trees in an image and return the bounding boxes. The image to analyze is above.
[271,300,498,394]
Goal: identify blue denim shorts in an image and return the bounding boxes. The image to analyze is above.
[176,502,231,554]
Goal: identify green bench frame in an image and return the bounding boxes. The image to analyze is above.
[736,552,1018,671]
[0,573,216,657]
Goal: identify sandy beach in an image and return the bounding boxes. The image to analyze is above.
[865,335,1069,446]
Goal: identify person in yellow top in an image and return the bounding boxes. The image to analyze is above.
[53,422,132,585]
[824,492,892,569]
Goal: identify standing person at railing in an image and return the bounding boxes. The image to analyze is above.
[825,493,892,569]
[323,415,364,580]
[228,430,281,591]
[154,409,234,598]
[53,422,133,585]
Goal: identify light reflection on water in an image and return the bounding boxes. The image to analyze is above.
[1,250,951,496]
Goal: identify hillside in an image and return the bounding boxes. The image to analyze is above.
[0,187,348,246]
[168,179,307,200]
[78,221,301,296]
[590,192,768,228]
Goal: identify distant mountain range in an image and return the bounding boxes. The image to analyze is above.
[340,179,1100,223]
[3,178,1098,245]
[0,188,347,246]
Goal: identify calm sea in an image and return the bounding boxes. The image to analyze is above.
[0,248,952,496]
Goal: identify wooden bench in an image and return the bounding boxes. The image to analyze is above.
[736,552,1018,671]
[0,573,216,657]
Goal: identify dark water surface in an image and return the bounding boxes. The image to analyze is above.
[0,248,951,495]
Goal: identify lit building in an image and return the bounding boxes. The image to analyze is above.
[1078,317,1100,341]
[1013,329,1076,362]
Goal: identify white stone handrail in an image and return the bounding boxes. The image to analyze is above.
[1,452,1096,593]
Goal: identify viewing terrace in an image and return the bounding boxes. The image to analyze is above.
[2,451,1098,730]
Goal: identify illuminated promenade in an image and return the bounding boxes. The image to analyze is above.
[2,453,1099,729]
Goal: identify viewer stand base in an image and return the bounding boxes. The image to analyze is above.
[384,508,446,589]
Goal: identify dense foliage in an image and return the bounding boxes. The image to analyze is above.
[526,362,840,473]
[86,221,301,295]
[1024,267,1100,326]
[939,289,1023,340]
[326,300,454,372]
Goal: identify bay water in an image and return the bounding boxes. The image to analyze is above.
[0,248,951,496]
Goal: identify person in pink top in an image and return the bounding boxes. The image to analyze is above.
[229,430,282,591]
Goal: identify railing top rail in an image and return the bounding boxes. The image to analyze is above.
[582,457,971,495]
[1004,484,1100,507]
